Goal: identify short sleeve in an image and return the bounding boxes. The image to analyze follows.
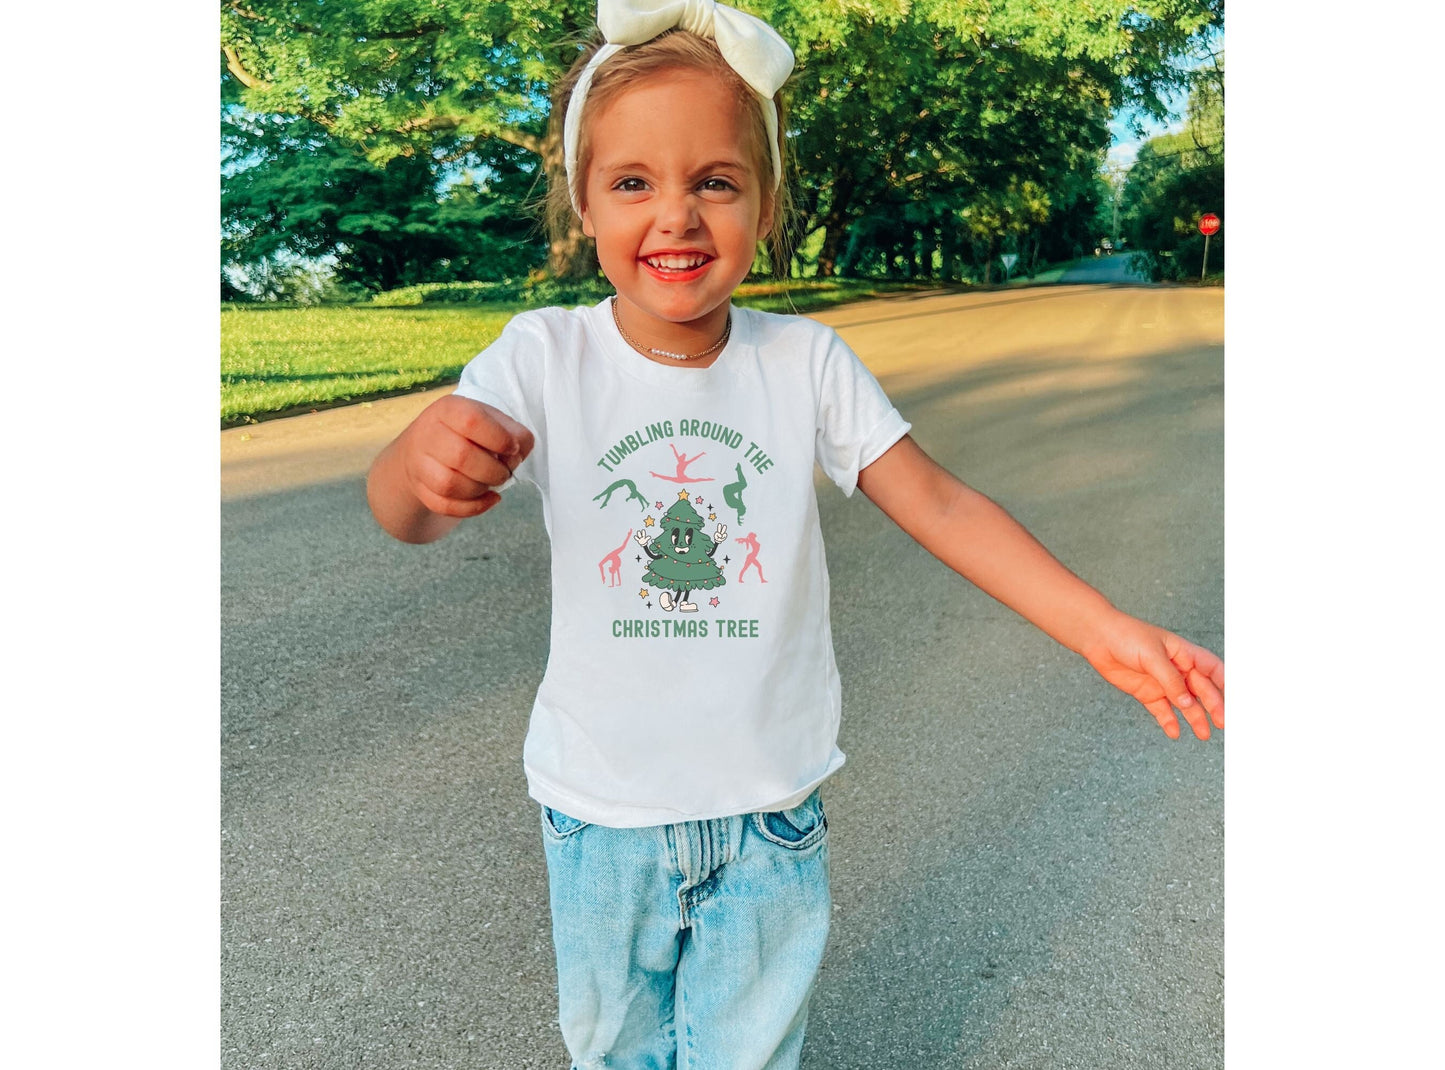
[453,313,547,492]
[814,331,911,497]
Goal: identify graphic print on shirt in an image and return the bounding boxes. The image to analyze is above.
[592,477,650,511]
[648,443,714,483]
[597,529,633,588]
[735,532,768,583]
[722,463,749,522]
[634,492,726,612]
[592,418,778,639]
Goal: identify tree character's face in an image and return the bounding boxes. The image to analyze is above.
[660,522,714,563]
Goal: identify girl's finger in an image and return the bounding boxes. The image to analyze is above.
[1171,636,1225,692]
[1187,666,1225,729]
[1141,644,1194,713]
[414,454,494,503]
[437,432,515,488]
[1142,695,1181,739]
[413,483,500,519]
[1175,695,1212,741]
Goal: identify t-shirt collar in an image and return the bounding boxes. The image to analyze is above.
[587,296,748,393]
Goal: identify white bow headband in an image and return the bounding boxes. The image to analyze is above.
[563,0,795,217]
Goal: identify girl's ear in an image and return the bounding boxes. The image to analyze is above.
[756,192,775,241]
[581,201,596,239]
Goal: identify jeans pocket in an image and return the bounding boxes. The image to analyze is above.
[541,804,590,841]
[752,789,828,851]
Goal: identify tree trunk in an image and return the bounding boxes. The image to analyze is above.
[816,229,840,279]
[837,218,865,277]
[542,127,598,279]
[549,220,596,279]
[814,174,857,279]
[941,225,959,281]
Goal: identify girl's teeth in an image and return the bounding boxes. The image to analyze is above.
[648,256,707,270]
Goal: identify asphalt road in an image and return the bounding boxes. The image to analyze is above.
[222,280,1224,1069]
[1056,253,1142,284]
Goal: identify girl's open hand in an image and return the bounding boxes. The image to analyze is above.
[1079,612,1225,740]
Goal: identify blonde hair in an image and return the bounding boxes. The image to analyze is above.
[545,29,796,276]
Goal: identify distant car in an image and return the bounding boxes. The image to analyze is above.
[1101,240,1114,255]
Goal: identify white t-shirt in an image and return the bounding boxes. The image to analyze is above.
[454,296,910,827]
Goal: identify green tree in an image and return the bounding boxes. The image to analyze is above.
[221,1,1222,283]
[640,499,726,597]
[1120,55,1224,280]
[757,0,1217,280]
[223,110,543,292]
[221,0,596,275]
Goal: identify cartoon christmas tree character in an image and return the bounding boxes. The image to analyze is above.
[634,492,728,612]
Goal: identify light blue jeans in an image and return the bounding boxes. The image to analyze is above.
[540,788,832,1070]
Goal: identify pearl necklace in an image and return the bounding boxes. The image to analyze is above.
[610,296,731,362]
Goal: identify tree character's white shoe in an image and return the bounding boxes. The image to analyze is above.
[679,599,698,613]
[659,591,675,611]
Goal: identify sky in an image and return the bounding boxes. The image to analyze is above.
[1107,97,1188,170]
[1107,29,1220,170]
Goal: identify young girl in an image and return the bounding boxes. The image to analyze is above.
[366,2,1225,1066]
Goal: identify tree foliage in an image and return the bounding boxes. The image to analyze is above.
[221,0,1223,291]
[1120,55,1224,281]
[222,109,544,295]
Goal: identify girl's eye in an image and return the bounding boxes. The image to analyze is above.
[614,177,647,192]
[700,178,737,192]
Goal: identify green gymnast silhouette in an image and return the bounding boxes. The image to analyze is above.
[722,463,748,523]
[594,477,651,512]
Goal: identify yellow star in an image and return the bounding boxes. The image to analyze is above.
[708,512,716,520]
[643,515,655,527]
[639,588,650,599]
[677,489,691,500]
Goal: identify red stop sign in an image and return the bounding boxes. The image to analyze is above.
[1199,213,1221,236]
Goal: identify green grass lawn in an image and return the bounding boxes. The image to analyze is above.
[220,279,957,425]
[221,306,515,424]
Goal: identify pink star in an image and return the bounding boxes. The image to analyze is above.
[709,596,720,607]
[694,495,704,505]
[655,500,664,509]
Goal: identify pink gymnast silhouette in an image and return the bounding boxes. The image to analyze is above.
[599,529,633,587]
[735,532,767,583]
[649,442,715,483]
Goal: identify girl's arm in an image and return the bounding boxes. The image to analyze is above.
[856,435,1224,740]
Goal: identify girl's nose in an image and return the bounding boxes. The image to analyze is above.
[658,190,701,234]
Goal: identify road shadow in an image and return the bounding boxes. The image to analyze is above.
[221,331,1222,1068]
[819,283,1158,332]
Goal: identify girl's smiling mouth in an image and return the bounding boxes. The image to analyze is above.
[640,251,715,281]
